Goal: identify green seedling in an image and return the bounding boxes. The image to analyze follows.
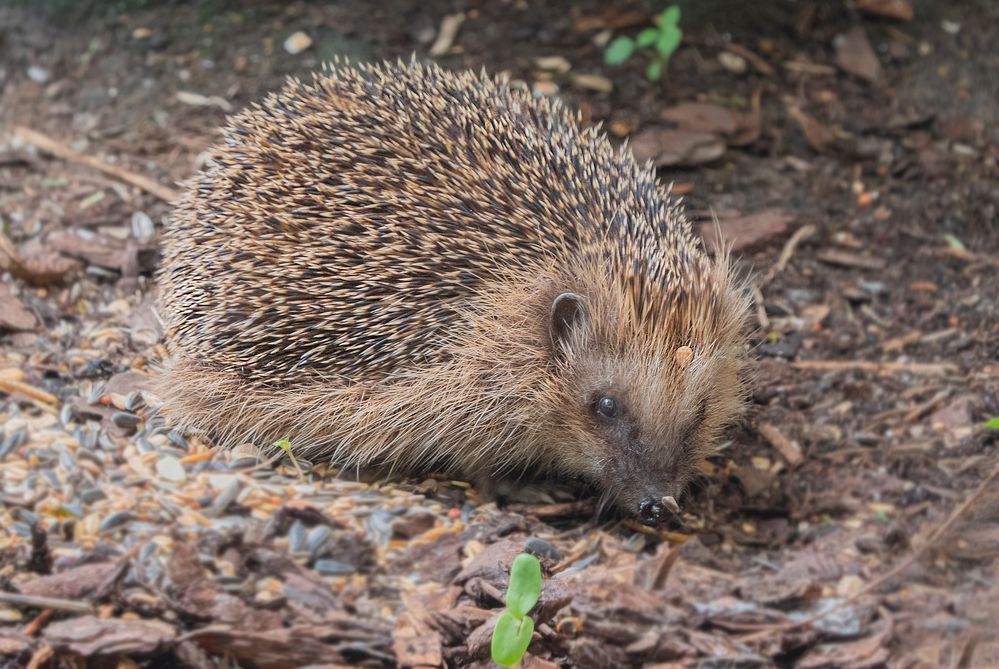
[491,553,542,667]
[984,417,999,430]
[604,5,683,82]
[274,437,305,477]
[943,233,966,251]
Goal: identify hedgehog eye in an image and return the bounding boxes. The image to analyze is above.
[594,395,620,420]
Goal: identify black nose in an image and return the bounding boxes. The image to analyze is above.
[637,497,665,525]
[637,495,680,525]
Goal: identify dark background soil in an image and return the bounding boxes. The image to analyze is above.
[1,1,997,668]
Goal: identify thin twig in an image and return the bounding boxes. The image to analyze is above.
[0,378,57,405]
[750,283,769,332]
[13,126,182,203]
[760,223,815,287]
[791,359,957,377]
[0,591,95,614]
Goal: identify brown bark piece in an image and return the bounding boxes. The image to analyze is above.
[630,129,725,167]
[43,616,176,657]
[700,211,795,254]
[835,26,883,83]
[0,285,38,332]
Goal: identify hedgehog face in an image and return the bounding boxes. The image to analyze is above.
[547,291,743,525]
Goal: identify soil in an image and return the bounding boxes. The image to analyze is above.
[1,1,997,668]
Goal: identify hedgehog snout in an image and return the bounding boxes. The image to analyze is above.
[637,493,680,526]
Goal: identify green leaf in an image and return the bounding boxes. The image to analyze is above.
[506,554,542,618]
[636,27,659,48]
[604,36,635,64]
[661,5,681,27]
[491,610,535,667]
[943,233,966,251]
[646,58,663,81]
[984,416,999,430]
[656,25,682,60]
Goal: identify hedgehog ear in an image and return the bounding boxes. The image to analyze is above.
[550,292,586,352]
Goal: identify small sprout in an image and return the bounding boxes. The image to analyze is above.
[646,59,663,82]
[604,4,683,82]
[491,611,535,666]
[274,437,305,478]
[604,36,635,65]
[491,553,543,667]
[943,233,966,251]
[506,553,542,617]
[984,416,999,430]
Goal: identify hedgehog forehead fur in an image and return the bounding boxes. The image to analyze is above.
[157,58,750,521]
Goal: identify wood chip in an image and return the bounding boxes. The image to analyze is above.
[725,43,776,76]
[570,73,613,93]
[700,210,795,254]
[0,284,38,332]
[835,26,882,83]
[855,0,913,21]
[429,13,464,56]
[787,104,836,152]
[175,90,233,112]
[630,129,725,167]
[43,617,175,656]
[757,422,804,466]
[660,99,761,147]
[815,249,886,270]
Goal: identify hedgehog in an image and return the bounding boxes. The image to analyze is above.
[156,59,750,525]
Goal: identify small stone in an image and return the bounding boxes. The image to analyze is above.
[570,73,613,93]
[306,525,333,558]
[283,31,312,55]
[27,66,50,83]
[156,455,187,483]
[854,534,881,554]
[288,520,307,554]
[99,511,135,533]
[533,56,571,73]
[718,51,747,73]
[112,411,141,430]
[390,510,436,539]
[836,574,866,597]
[0,608,23,623]
[525,537,562,561]
[80,488,107,504]
[131,212,155,242]
[532,81,559,97]
[314,559,355,576]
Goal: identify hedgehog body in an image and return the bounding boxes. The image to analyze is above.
[157,60,750,523]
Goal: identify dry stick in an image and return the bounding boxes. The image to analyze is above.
[0,591,95,614]
[760,223,816,288]
[0,378,57,405]
[12,126,182,203]
[791,359,957,377]
[750,284,769,332]
[737,465,999,642]
[752,223,814,332]
[25,645,54,669]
